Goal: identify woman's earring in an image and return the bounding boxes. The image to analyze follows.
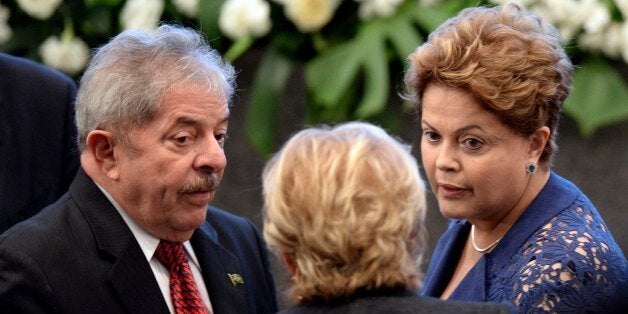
[526,162,538,174]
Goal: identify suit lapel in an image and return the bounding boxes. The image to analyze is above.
[191,223,247,314]
[71,169,169,313]
[108,242,169,313]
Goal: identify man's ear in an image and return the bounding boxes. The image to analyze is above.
[528,126,550,160]
[85,130,120,180]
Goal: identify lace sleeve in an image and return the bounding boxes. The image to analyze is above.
[492,204,626,313]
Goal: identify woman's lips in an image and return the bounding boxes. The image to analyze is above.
[437,182,468,198]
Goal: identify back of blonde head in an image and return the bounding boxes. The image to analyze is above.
[262,121,426,303]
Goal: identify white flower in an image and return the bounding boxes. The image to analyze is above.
[490,0,625,62]
[355,0,403,20]
[120,0,164,30]
[603,23,625,58]
[16,0,62,20]
[578,22,624,58]
[219,0,271,40]
[173,0,198,18]
[581,0,610,34]
[39,35,90,75]
[528,0,607,40]
[579,29,613,56]
[274,0,342,33]
[0,4,12,44]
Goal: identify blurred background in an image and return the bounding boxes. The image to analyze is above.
[2,0,626,309]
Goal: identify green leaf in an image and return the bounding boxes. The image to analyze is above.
[306,5,424,119]
[244,47,293,156]
[198,0,226,49]
[305,41,363,108]
[411,4,452,31]
[564,57,628,136]
[383,16,423,60]
[224,36,253,62]
[85,0,122,7]
[355,39,388,118]
[82,7,114,37]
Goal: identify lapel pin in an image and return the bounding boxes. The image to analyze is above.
[227,273,244,286]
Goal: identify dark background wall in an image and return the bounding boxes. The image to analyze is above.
[212,52,628,309]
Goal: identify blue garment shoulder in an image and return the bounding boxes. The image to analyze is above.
[421,172,627,313]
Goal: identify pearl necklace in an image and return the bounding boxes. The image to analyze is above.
[471,224,503,253]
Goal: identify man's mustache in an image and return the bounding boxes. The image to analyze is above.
[178,174,220,193]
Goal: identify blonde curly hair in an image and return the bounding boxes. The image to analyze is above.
[404,3,573,163]
[262,121,427,304]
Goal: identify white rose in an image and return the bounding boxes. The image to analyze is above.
[275,0,341,33]
[173,0,198,18]
[578,23,624,58]
[603,23,625,58]
[39,35,90,75]
[581,0,610,34]
[120,0,164,30]
[0,5,12,44]
[219,0,272,40]
[578,29,605,51]
[355,0,404,20]
[16,0,62,20]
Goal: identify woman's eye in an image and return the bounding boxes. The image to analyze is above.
[423,130,440,142]
[462,138,484,150]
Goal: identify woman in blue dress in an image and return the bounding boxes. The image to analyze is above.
[404,3,627,313]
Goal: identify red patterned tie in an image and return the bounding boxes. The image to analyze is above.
[155,240,210,314]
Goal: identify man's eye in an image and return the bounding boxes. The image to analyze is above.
[215,133,228,144]
[175,135,191,144]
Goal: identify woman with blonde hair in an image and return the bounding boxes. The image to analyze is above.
[404,3,627,312]
[262,121,511,313]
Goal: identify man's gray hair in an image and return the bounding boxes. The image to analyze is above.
[75,24,236,151]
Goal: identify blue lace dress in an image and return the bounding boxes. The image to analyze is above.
[421,172,627,313]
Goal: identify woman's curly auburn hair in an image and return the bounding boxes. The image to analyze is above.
[262,122,427,304]
[404,3,573,163]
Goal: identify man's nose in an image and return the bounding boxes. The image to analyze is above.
[194,136,227,174]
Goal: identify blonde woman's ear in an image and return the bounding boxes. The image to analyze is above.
[281,252,297,276]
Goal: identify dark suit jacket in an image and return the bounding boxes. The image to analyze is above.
[0,168,278,313]
[0,53,79,233]
[279,289,512,314]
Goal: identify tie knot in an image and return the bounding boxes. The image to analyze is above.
[155,240,188,272]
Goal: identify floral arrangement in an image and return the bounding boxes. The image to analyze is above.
[1,0,627,155]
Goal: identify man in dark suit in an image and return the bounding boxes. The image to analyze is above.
[0,53,79,233]
[0,25,278,313]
